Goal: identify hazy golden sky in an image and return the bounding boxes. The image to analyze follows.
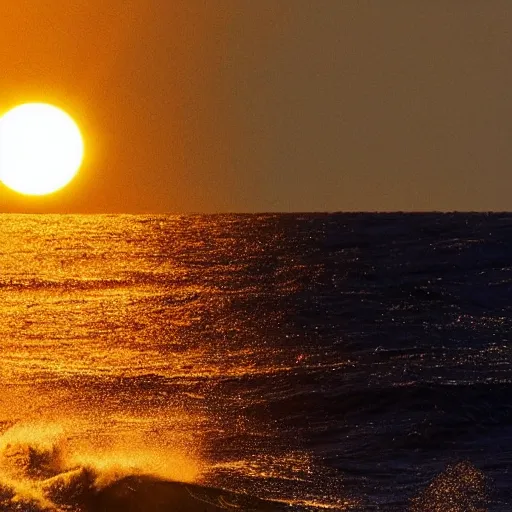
[1,1,511,212]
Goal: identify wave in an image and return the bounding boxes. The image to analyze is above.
[410,461,487,512]
[0,423,491,511]
[0,422,283,512]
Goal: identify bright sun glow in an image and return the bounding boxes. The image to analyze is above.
[0,103,84,196]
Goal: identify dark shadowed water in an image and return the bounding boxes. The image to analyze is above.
[0,212,510,511]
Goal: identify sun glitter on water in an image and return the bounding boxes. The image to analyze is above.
[0,103,84,196]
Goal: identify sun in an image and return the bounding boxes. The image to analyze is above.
[0,103,84,196]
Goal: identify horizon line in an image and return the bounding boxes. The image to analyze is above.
[1,210,512,216]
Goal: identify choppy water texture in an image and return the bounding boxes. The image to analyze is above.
[0,213,511,511]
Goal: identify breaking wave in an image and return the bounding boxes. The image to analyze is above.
[0,422,267,512]
[410,461,488,512]
[0,422,492,512]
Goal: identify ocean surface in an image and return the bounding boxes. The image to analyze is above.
[0,213,511,511]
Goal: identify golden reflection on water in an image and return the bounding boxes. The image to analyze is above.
[0,214,339,403]
[0,214,350,510]
[0,217,218,479]
[0,215,299,382]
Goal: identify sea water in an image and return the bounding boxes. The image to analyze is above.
[0,213,510,511]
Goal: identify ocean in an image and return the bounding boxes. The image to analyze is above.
[0,212,510,511]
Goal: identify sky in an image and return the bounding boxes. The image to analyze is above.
[0,1,511,213]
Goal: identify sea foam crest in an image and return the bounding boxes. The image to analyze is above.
[0,422,201,512]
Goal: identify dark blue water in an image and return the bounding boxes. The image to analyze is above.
[278,213,512,510]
